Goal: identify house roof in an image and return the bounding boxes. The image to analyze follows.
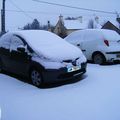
[64,20,89,30]
[54,15,120,32]
[94,18,120,29]
[108,20,120,29]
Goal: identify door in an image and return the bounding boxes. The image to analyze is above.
[81,32,95,60]
[0,34,11,70]
[9,35,31,76]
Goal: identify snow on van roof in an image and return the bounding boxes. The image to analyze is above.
[65,29,120,43]
[99,29,120,41]
[11,30,83,61]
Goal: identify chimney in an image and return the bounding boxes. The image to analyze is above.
[95,16,99,24]
[115,12,120,29]
[116,18,120,23]
[116,14,120,24]
[78,16,82,23]
[59,14,64,25]
[47,21,51,31]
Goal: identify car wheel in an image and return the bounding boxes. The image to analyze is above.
[30,69,42,87]
[93,53,106,65]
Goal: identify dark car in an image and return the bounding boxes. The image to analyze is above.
[0,30,87,87]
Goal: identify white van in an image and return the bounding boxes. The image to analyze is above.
[65,29,120,64]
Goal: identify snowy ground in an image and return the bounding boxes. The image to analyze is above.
[0,63,120,120]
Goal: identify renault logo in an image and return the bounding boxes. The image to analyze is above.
[72,60,76,66]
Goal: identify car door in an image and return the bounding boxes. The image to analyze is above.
[0,34,11,71]
[9,35,31,76]
[82,32,95,60]
[75,33,85,53]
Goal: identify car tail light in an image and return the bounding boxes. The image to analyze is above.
[104,40,109,46]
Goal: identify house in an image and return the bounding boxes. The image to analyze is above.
[54,15,89,38]
[88,16,103,29]
[53,15,67,38]
[88,15,120,34]
[101,17,120,34]
[54,15,120,38]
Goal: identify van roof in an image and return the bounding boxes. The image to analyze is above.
[65,29,120,42]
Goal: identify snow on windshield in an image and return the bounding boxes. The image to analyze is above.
[0,33,12,49]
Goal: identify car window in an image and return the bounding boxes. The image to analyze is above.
[10,35,25,52]
[83,31,94,41]
[0,33,12,49]
[83,31,102,42]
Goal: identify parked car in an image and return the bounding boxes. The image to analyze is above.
[65,29,120,64]
[0,30,87,87]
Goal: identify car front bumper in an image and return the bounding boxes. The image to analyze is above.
[42,62,87,83]
[105,51,120,62]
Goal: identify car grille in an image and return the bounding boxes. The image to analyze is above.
[58,62,87,79]
[58,68,85,79]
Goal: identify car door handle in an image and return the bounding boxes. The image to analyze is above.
[82,50,86,52]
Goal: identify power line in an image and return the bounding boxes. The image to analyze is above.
[33,0,118,15]
[8,0,33,20]
[5,9,116,18]
[6,9,59,15]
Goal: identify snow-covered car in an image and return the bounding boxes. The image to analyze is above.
[65,29,120,64]
[0,30,87,87]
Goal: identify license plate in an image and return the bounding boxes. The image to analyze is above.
[67,66,81,72]
[117,54,120,58]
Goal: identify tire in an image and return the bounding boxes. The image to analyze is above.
[93,53,106,65]
[30,69,43,87]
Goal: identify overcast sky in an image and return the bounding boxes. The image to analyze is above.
[0,0,120,31]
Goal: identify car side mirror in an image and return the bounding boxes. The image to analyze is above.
[77,44,80,47]
[17,45,26,53]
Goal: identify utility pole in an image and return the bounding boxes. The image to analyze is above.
[1,0,6,33]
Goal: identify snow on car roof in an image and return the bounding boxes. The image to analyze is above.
[100,29,120,41]
[65,29,120,42]
[12,30,83,61]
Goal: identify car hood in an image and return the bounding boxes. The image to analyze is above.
[14,30,84,62]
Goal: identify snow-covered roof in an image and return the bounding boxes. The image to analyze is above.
[88,16,120,29]
[55,15,120,30]
[64,20,88,30]
[94,17,120,29]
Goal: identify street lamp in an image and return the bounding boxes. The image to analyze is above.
[1,0,6,33]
